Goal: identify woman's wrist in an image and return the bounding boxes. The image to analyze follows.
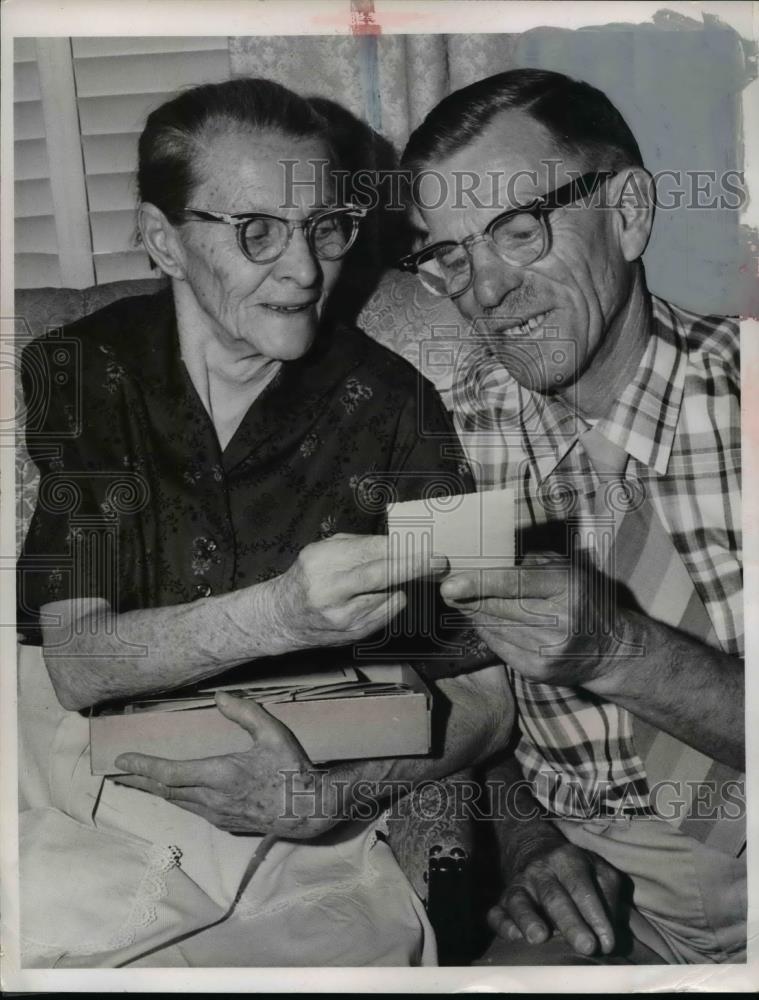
[222,575,305,658]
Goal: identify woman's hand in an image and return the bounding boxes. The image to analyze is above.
[115,692,342,837]
[271,533,441,650]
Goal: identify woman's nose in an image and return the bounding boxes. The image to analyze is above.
[470,241,523,310]
[275,226,321,286]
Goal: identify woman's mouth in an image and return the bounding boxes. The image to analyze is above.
[261,301,316,314]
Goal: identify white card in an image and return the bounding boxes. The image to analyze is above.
[386,487,515,569]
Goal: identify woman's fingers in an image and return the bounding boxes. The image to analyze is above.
[345,548,448,596]
[340,589,408,634]
[114,751,230,789]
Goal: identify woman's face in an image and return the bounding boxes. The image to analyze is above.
[176,129,342,361]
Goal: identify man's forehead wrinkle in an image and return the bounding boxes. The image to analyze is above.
[434,108,588,203]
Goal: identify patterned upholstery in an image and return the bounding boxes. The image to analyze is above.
[15,278,169,554]
[357,270,471,408]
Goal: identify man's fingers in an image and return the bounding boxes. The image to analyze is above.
[502,888,552,945]
[534,879,598,956]
[441,569,517,603]
[487,905,525,941]
[441,566,564,604]
[589,858,624,953]
[593,854,623,907]
[557,868,617,955]
[551,848,623,955]
[441,595,559,628]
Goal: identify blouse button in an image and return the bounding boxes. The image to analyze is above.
[191,580,212,600]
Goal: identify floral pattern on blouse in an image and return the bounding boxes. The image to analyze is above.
[18,289,489,680]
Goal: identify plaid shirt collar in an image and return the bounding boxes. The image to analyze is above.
[506,295,689,485]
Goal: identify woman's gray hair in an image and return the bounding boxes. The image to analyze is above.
[137,77,336,221]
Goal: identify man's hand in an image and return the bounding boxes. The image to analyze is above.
[272,533,444,651]
[488,840,624,957]
[441,555,744,768]
[439,554,631,688]
[114,692,342,837]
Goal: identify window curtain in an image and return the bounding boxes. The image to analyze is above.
[229,34,519,154]
[230,23,754,317]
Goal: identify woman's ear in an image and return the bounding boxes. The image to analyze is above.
[138,203,187,280]
[608,167,655,263]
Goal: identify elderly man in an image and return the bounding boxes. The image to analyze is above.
[399,68,745,964]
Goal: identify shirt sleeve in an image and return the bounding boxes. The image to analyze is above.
[16,336,114,643]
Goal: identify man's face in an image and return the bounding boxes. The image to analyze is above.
[418,110,632,395]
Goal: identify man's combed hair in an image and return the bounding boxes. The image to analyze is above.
[402,68,644,173]
[138,77,334,222]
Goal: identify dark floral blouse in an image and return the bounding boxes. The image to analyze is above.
[17,289,490,680]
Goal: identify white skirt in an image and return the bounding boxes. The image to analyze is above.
[17,644,436,968]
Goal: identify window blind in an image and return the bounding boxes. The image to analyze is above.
[71,36,232,284]
[14,38,60,288]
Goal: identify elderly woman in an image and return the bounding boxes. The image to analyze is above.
[16,78,510,967]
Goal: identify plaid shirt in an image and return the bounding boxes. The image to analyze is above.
[452,295,742,817]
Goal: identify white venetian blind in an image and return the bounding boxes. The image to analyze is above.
[71,36,232,284]
[14,38,60,289]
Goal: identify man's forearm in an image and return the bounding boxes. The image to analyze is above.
[40,583,295,711]
[486,754,565,861]
[587,609,744,770]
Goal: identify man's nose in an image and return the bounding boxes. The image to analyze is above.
[275,226,320,286]
[469,241,524,309]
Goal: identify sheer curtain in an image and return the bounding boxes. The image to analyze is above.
[231,23,753,316]
[230,34,519,154]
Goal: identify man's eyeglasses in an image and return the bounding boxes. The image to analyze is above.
[178,204,367,264]
[398,171,615,298]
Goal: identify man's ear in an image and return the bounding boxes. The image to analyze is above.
[608,167,655,263]
[138,203,187,280]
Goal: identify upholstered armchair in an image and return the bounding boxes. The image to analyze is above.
[14,272,493,964]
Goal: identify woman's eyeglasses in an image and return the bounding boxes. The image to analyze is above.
[178,204,367,264]
[398,172,615,298]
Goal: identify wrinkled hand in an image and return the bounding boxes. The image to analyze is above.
[273,533,444,651]
[114,692,342,837]
[440,553,633,687]
[488,841,624,957]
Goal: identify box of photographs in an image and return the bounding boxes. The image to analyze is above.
[89,661,431,775]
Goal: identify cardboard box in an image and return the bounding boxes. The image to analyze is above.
[89,664,430,774]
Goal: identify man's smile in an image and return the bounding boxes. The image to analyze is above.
[485,308,555,336]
